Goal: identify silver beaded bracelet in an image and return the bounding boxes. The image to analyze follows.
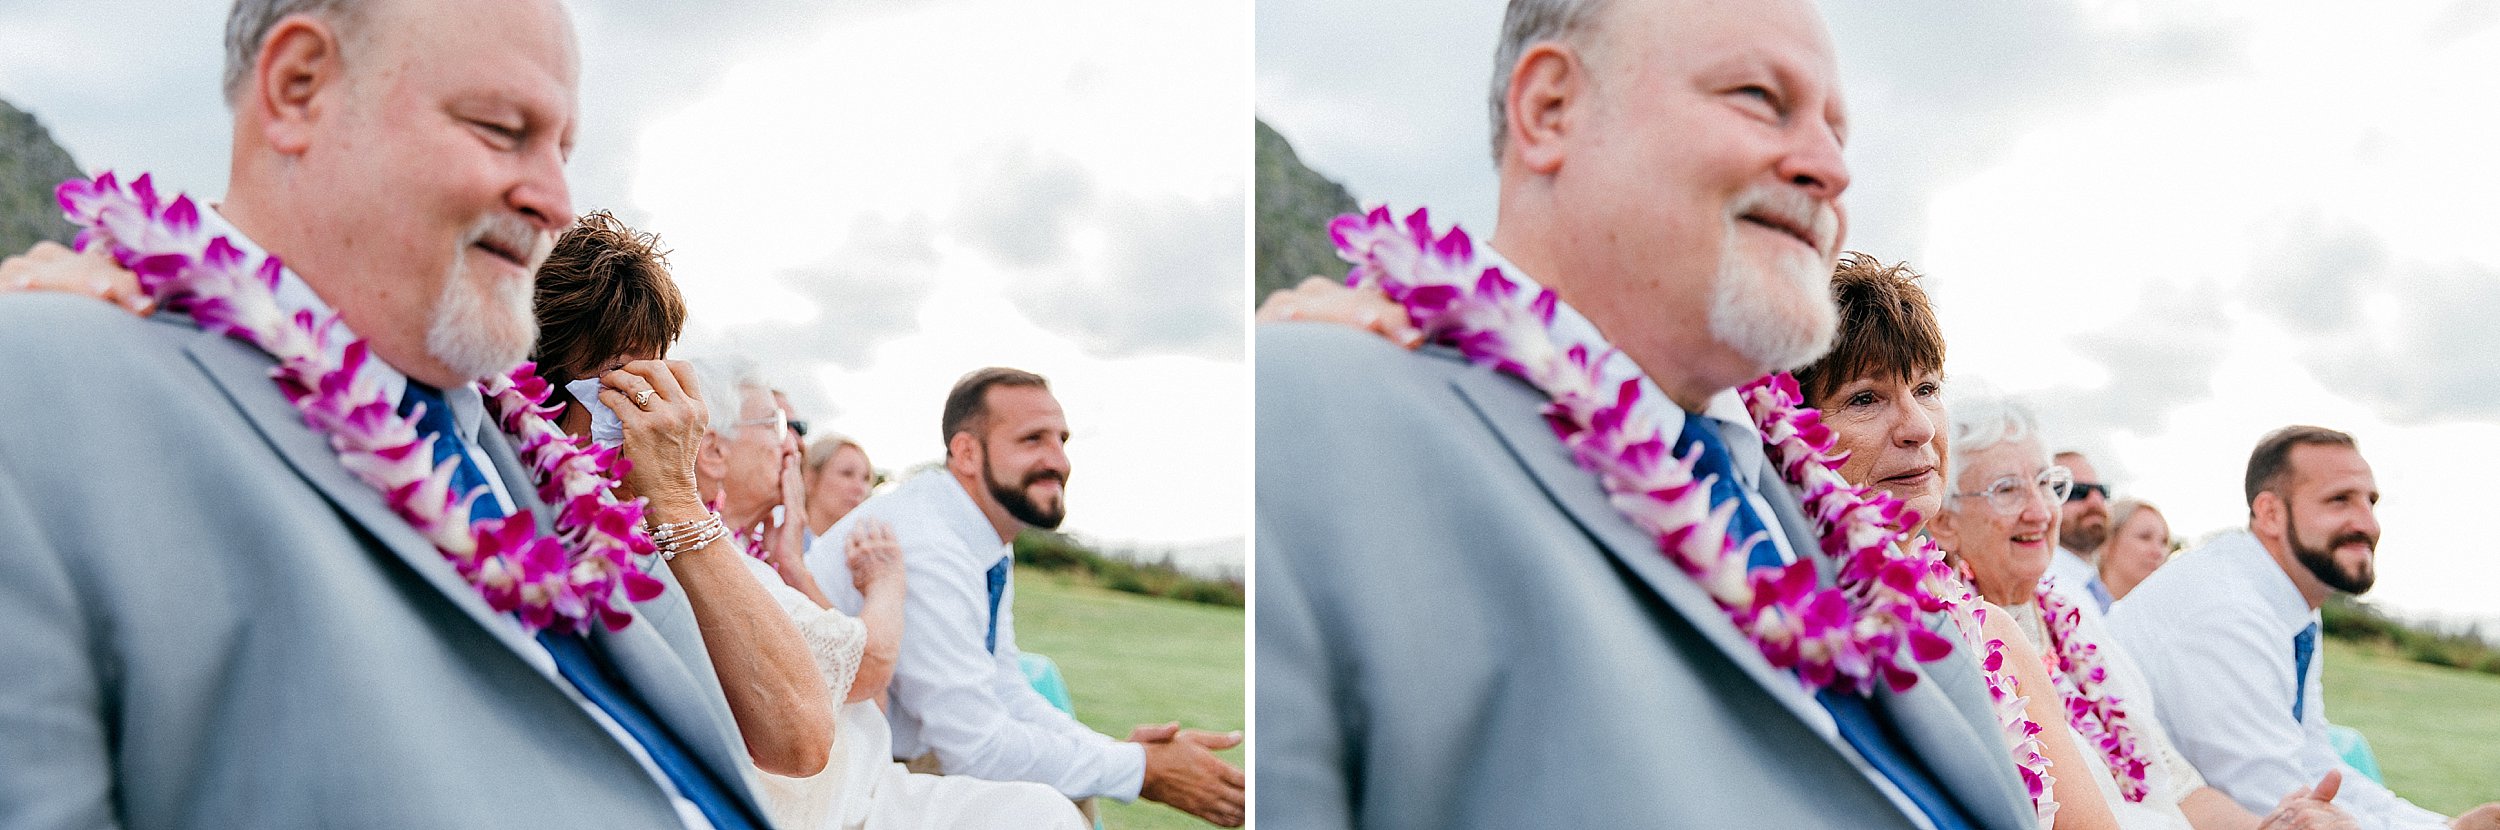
[649,512,727,561]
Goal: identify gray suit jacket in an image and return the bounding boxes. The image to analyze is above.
[1255,324,2035,829]
[0,295,763,829]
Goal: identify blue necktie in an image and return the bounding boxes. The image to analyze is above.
[1674,415,1777,569]
[1671,413,1978,827]
[400,383,761,830]
[2294,621,2319,722]
[986,557,1011,653]
[397,383,501,520]
[2085,576,2115,615]
[1819,688,1984,830]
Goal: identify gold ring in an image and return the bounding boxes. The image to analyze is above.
[633,389,655,408]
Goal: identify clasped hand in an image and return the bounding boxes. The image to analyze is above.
[1133,721,1246,827]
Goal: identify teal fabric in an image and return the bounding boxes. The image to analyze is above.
[2329,725,2385,785]
[1020,652,1076,715]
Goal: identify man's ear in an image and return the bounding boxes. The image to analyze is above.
[1927,506,1961,552]
[251,14,350,156]
[945,431,981,478]
[1505,41,1587,176]
[2250,490,2285,537]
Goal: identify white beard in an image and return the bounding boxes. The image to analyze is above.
[1707,193,1839,373]
[425,252,537,380]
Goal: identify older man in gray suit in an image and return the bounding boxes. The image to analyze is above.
[0,0,814,827]
[1256,0,2040,827]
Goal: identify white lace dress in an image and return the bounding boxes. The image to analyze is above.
[2008,602,2207,830]
[738,557,1084,830]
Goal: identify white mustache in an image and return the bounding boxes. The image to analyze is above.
[1730,184,1839,259]
[465,214,553,272]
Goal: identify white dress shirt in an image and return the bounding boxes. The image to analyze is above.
[2047,546,2109,612]
[806,471,1145,801]
[214,208,711,829]
[2105,530,2447,829]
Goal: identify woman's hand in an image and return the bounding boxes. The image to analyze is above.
[1255,276,1419,348]
[594,359,709,515]
[847,518,905,598]
[1,242,154,315]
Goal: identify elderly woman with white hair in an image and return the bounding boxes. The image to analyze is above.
[1928,387,2315,830]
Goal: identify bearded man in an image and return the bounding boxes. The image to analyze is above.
[806,367,1247,827]
[1256,0,2048,826]
[0,0,818,825]
[2107,427,2500,829]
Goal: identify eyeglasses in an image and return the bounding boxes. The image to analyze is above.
[789,419,809,438]
[1953,465,2075,516]
[2065,482,2110,503]
[732,410,788,439]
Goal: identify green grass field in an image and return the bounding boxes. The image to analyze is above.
[2324,638,2500,815]
[1013,567,1247,830]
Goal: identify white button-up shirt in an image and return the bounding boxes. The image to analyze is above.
[807,471,1146,800]
[2105,530,2447,829]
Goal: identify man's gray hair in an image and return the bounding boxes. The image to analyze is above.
[1488,0,1615,163]
[682,355,770,438]
[223,0,367,106]
[1942,380,2048,494]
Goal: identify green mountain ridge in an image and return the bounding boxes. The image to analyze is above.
[1253,117,1359,304]
[0,98,84,256]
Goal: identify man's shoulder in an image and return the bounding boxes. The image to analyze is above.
[1258,322,1483,401]
[0,294,206,366]
[846,476,981,559]
[2108,537,2272,638]
[0,296,231,426]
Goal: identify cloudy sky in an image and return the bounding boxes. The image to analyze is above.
[1259,0,2500,628]
[0,0,1250,568]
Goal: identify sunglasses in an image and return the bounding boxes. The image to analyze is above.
[2066,482,2110,503]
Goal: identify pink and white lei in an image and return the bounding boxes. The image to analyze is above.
[1941,559,2061,824]
[2038,581,2153,802]
[58,172,665,634]
[1331,205,1956,695]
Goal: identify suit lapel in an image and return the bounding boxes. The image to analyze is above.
[1750,450,2036,830]
[1448,376,1841,736]
[189,331,764,815]
[1879,617,2039,830]
[589,612,767,817]
[471,415,558,537]
[183,331,544,665]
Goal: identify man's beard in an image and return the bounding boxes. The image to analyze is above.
[425,216,544,380]
[2063,517,2109,554]
[2285,501,2377,595]
[985,453,1066,530]
[1708,186,1839,373]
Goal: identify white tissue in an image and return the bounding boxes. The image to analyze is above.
[564,377,628,448]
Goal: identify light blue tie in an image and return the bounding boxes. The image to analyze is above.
[2293,621,2319,722]
[986,557,1011,653]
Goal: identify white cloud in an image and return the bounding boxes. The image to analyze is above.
[636,0,1251,555]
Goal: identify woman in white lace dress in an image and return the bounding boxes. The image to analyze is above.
[1927,389,2274,830]
[731,518,1083,830]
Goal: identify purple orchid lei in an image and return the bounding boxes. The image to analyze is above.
[2038,581,2153,802]
[58,172,665,634]
[1940,557,2061,823]
[1330,205,1960,696]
